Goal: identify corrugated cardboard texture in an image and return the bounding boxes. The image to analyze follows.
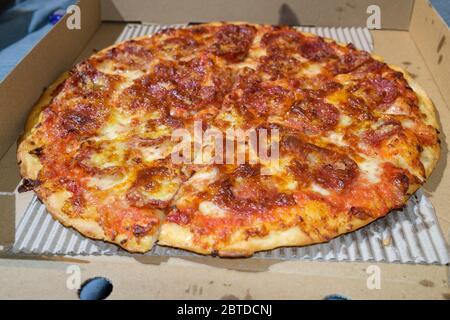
[12,191,449,264]
[101,0,414,30]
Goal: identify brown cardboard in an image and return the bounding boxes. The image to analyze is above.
[101,0,414,30]
[0,0,100,160]
[0,144,19,248]
[410,0,450,111]
[0,255,449,299]
[370,28,450,243]
[0,0,449,299]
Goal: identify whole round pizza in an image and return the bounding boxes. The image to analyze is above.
[17,22,440,256]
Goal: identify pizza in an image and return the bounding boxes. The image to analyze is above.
[17,22,440,256]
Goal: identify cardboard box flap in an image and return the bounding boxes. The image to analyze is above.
[101,0,414,30]
[0,0,100,160]
[0,0,100,246]
[410,0,450,110]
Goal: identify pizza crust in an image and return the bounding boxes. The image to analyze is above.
[159,217,374,257]
[387,64,440,178]
[36,188,162,253]
[17,72,70,180]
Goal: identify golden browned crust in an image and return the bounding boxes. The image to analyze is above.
[17,22,441,257]
[17,72,70,179]
[39,188,162,253]
[158,210,381,256]
[387,63,440,179]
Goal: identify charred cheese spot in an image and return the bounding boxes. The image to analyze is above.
[126,164,182,209]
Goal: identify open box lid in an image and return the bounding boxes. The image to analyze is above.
[101,0,415,29]
[0,0,449,299]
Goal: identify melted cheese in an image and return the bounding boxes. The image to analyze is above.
[301,63,324,76]
[311,183,331,196]
[88,173,129,190]
[188,167,219,191]
[358,158,382,183]
[339,114,352,126]
[141,143,171,162]
[199,201,228,217]
[326,132,347,146]
[88,141,127,169]
[98,112,132,140]
[143,178,181,202]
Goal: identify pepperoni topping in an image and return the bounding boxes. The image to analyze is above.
[364,120,403,147]
[166,207,192,225]
[259,52,302,80]
[282,135,359,191]
[344,95,373,121]
[126,165,179,209]
[412,121,439,146]
[203,174,297,215]
[230,71,293,118]
[231,176,276,202]
[281,135,311,157]
[288,159,312,187]
[349,206,372,219]
[60,103,108,137]
[393,172,410,195]
[299,37,337,62]
[355,75,400,109]
[210,24,256,62]
[122,56,232,116]
[261,29,303,54]
[288,97,340,134]
[377,163,411,207]
[274,193,296,206]
[331,47,371,74]
[156,29,203,58]
[101,40,153,70]
[314,156,358,190]
[369,76,399,106]
[232,164,260,178]
[243,84,292,116]
[349,58,386,79]
[210,179,263,214]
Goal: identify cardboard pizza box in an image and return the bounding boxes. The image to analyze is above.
[0,0,449,299]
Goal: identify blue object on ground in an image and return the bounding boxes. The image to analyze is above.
[49,9,67,25]
[324,294,351,300]
[431,0,450,27]
[78,277,113,300]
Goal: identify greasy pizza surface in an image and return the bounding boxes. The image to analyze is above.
[17,22,440,255]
